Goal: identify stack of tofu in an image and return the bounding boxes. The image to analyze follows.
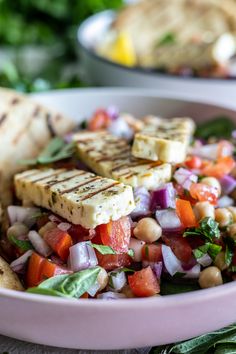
[14,116,195,228]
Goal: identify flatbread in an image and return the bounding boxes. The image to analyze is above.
[0,255,24,290]
[0,88,76,206]
[111,0,236,69]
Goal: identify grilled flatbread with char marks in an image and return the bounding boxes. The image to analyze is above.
[0,88,75,205]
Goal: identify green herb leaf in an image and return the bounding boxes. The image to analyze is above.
[91,243,116,255]
[8,235,33,251]
[224,237,236,267]
[195,116,235,140]
[59,267,101,298]
[160,280,200,296]
[27,267,101,299]
[184,217,220,242]
[157,32,176,46]
[27,287,70,297]
[193,243,222,261]
[18,138,75,166]
[127,249,135,258]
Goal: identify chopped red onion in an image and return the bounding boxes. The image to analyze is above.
[49,214,63,224]
[97,292,126,300]
[174,168,197,191]
[87,281,100,297]
[50,255,65,266]
[7,206,40,227]
[76,160,91,171]
[131,187,150,219]
[190,144,218,160]
[155,209,182,232]
[183,264,201,279]
[232,130,236,139]
[129,238,145,262]
[152,262,163,280]
[161,245,183,276]
[28,230,52,257]
[68,241,98,271]
[217,196,234,208]
[58,222,71,232]
[197,254,212,267]
[63,133,73,143]
[106,106,119,120]
[150,183,176,211]
[108,117,133,140]
[220,175,236,195]
[109,271,127,291]
[10,250,33,273]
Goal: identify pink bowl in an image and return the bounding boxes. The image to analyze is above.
[1,88,236,349]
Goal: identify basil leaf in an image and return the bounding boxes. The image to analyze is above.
[37,141,75,164]
[37,274,69,290]
[27,287,70,298]
[18,138,75,165]
[91,243,116,255]
[8,235,33,251]
[160,281,200,295]
[59,267,101,298]
[195,116,235,140]
[157,32,176,46]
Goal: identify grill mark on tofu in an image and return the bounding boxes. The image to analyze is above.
[60,176,101,195]
[79,182,118,201]
[111,160,149,173]
[45,170,88,188]
[30,169,66,183]
[0,113,7,125]
[95,149,130,163]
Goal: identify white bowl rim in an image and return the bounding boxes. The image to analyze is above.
[77,9,236,83]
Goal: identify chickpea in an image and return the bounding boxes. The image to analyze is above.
[227,207,236,222]
[201,177,221,197]
[199,266,223,289]
[214,251,228,271]
[38,221,57,238]
[7,222,29,239]
[215,208,232,228]
[97,268,108,291]
[133,217,162,243]
[121,285,135,298]
[193,201,215,221]
[227,223,236,240]
[129,238,145,262]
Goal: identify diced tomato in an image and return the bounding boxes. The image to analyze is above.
[44,228,73,261]
[128,267,160,297]
[68,224,96,243]
[176,198,197,228]
[97,216,131,253]
[164,236,192,263]
[141,244,162,262]
[40,258,70,281]
[201,156,235,179]
[96,252,132,271]
[27,252,70,287]
[189,183,218,205]
[217,140,233,158]
[88,109,111,131]
[185,156,202,169]
[26,252,44,288]
[80,292,89,299]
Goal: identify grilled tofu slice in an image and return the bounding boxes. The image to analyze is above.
[14,168,135,229]
[73,131,171,190]
[132,116,195,163]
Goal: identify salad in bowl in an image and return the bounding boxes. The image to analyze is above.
[3,95,236,301]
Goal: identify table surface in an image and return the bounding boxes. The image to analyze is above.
[0,335,151,354]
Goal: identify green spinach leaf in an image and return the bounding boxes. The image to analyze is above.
[184,217,220,242]
[195,116,235,140]
[91,243,116,255]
